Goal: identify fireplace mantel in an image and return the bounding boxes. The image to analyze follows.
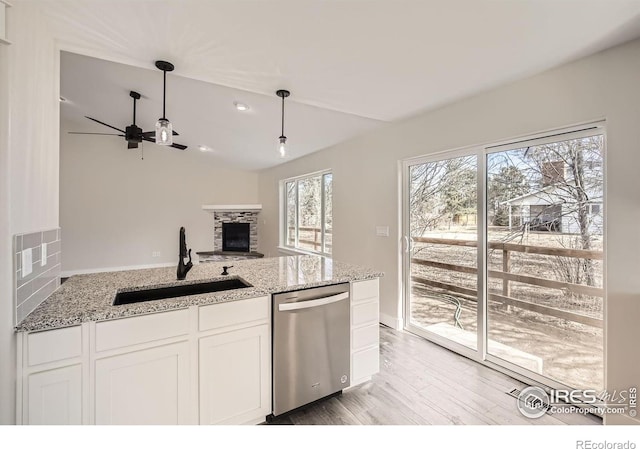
[202,204,262,213]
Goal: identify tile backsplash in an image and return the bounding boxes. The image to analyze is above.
[14,228,61,325]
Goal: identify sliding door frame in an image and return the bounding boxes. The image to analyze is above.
[401,146,485,363]
[401,120,607,392]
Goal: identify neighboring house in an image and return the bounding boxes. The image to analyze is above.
[501,163,603,235]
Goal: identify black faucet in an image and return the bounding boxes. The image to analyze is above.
[177,226,193,280]
[221,265,233,276]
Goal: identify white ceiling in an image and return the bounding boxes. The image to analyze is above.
[50,0,640,169]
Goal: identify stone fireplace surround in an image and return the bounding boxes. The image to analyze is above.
[214,211,258,252]
[198,205,263,261]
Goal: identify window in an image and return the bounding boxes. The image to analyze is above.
[282,170,332,255]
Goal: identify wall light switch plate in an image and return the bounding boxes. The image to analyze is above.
[376,226,390,237]
[22,248,33,277]
[41,243,47,267]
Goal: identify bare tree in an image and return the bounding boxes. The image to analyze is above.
[409,156,477,236]
[525,136,603,286]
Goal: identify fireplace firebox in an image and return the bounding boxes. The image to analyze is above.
[222,222,250,252]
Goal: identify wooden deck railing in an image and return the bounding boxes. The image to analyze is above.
[411,236,604,328]
[287,226,332,251]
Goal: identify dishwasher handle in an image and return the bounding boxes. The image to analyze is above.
[278,292,349,311]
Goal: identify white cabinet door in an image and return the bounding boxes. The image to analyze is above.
[199,325,270,424]
[95,341,191,424]
[27,365,82,424]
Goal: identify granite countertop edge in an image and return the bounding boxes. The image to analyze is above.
[15,256,383,333]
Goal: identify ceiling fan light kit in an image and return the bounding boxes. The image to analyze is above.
[276,89,290,159]
[155,118,172,145]
[154,60,175,146]
[69,59,187,152]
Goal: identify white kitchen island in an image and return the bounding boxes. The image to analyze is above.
[14,255,382,425]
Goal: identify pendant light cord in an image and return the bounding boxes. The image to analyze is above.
[162,69,167,120]
[281,95,285,138]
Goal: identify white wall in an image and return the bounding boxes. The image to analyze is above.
[0,33,12,427]
[60,120,259,274]
[258,38,640,424]
[0,3,59,424]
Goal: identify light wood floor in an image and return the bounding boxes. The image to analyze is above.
[268,325,601,425]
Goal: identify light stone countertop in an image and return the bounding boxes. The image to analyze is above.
[15,255,384,333]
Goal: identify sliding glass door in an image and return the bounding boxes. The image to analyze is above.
[403,125,605,391]
[404,152,479,352]
[485,131,604,391]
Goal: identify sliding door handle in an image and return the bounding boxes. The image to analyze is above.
[402,236,414,253]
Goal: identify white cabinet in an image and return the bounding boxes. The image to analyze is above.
[350,278,380,386]
[17,325,84,425]
[94,341,191,425]
[26,365,82,424]
[17,299,270,425]
[199,325,270,425]
[198,296,270,425]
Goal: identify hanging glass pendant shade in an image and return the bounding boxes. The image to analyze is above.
[155,118,173,145]
[278,136,287,158]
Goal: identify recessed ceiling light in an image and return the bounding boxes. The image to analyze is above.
[233,101,250,111]
[198,145,212,152]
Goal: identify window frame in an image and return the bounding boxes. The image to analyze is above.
[280,169,332,256]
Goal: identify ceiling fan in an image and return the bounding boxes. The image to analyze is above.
[69,90,187,150]
[69,61,187,150]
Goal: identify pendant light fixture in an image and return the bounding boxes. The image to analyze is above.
[276,89,290,158]
[155,60,175,146]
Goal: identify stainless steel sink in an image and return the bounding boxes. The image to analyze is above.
[113,278,252,305]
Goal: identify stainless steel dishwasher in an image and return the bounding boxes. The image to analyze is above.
[272,283,350,417]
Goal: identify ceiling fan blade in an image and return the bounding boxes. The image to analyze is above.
[142,130,179,137]
[85,116,126,133]
[142,135,187,150]
[128,142,139,149]
[68,132,125,136]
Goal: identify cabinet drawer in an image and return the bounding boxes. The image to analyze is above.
[352,346,379,381]
[352,300,378,327]
[351,279,379,303]
[95,309,189,352]
[199,296,269,332]
[352,324,379,351]
[27,326,82,367]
